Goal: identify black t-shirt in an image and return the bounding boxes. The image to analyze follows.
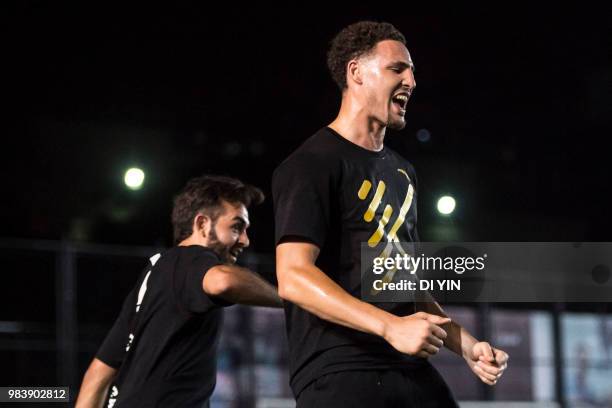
[272,127,426,397]
[96,246,230,407]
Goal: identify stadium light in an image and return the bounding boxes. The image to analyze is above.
[124,168,145,190]
[437,195,456,215]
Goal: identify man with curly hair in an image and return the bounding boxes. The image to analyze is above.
[273,21,509,406]
[76,175,282,408]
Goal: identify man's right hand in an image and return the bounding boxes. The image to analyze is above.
[383,312,451,358]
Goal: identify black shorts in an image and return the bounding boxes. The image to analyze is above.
[296,365,459,408]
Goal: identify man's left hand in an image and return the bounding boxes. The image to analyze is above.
[466,342,509,386]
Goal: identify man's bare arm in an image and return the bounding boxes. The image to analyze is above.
[75,358,117,408]
[203,265,282,307]
[417,296,509,385]
[276,241,451,358]
[416,297,477,359]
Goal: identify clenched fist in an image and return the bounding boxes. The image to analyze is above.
[383,311,451,358]
[466,342,509,385]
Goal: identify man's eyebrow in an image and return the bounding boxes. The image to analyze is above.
[232,216,249,226]
[389,60,415,72]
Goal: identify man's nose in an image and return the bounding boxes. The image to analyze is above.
[401,71,416,89]
[239,230,250,248]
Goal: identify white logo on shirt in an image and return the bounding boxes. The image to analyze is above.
[125,333,134,352]
[135,271,151,313]
[107,386,119,407]
[124,253,162,353]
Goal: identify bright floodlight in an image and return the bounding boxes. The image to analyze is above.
[124,168,145,190]
[437,195,456,215]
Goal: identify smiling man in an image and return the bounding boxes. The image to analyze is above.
[273,21,508,407]
[76,175,281,408]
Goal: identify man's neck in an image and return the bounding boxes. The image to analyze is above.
[328,97,386,151]
[179,236,206,247]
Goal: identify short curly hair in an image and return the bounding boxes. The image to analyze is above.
[171,175,264,244]
[327,21,407,90]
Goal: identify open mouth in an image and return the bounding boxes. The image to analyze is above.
[391,93,409,112]
[230,249,242,259]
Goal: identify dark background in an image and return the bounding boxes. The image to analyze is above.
[1,5,611,405]
[4,7,611,250]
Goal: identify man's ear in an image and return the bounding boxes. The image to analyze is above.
[193,213,211,238]
[347,59,363,86]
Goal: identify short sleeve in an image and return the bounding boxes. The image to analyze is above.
[174,248,228,313]
[406,163,420,243]
[96,287,137,368]
[272,154,334,249]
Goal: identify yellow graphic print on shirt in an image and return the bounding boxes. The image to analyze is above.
[358,169,414,295]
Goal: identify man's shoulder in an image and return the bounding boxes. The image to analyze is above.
[160,246,221,269]
[273,128,342,174]
[385,147,417,178]
[285,127,347,159]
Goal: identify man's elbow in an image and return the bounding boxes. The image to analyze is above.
[204,267,237,297]
[276,268,299,302]
[277,282,292,301]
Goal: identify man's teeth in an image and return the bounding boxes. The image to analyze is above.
[393,94,408,110]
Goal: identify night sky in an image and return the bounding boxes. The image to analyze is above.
[4,7,611,253]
